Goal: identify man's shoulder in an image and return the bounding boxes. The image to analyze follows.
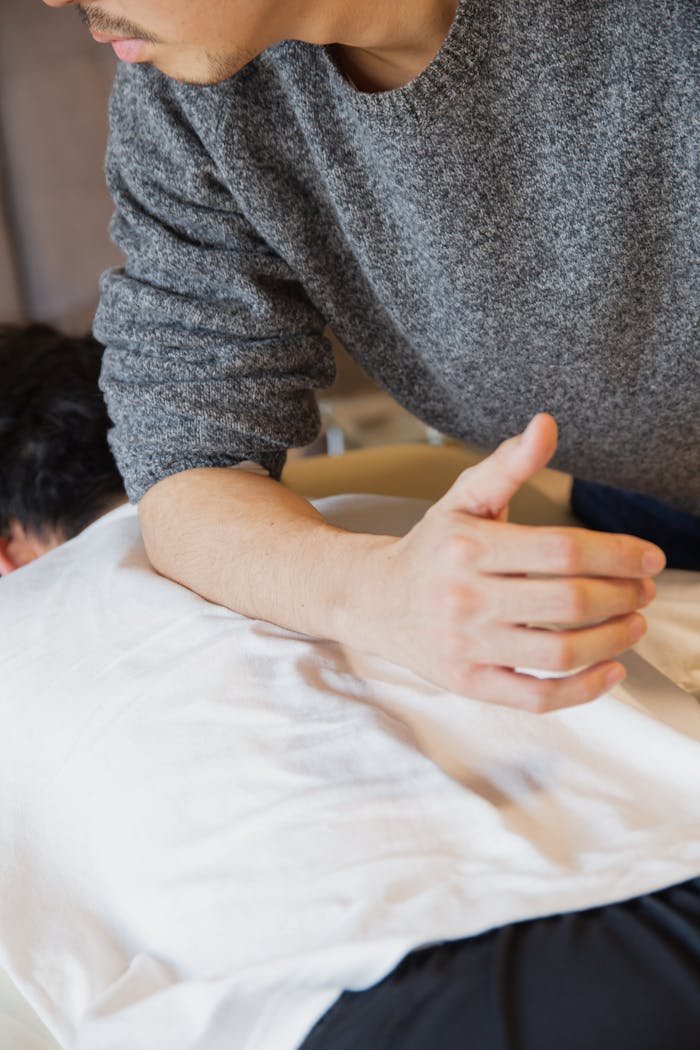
[111,43,305,147]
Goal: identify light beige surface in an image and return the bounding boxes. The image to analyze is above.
[284,441,577,527]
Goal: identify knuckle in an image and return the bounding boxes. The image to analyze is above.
[562,582,589,622]
[547,531,581,574]
[435,583,483,622]
[549,634,577,671]
[442,532,479,570]
[531,631,576,672]
[436,583,465,615]
[441,534,463,565]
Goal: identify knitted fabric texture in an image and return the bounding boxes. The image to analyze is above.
[95,0,699,510]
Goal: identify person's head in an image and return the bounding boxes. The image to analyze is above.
[41,0,333,85]
[0,324,126,575]
[41,0,439,86]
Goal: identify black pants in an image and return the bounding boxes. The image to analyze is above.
[300,878,700,1050]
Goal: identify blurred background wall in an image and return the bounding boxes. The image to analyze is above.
[0,0,120,331]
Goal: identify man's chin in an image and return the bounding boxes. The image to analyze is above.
[149,51,254,86]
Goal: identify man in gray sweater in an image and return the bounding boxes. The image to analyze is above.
[35,4,700,1045]
[43,0,698,715]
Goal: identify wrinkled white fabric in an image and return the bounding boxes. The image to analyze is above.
[0,496,698,1050]
[0,965,57,1050]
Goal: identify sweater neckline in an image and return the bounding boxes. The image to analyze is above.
[317,0,490,122]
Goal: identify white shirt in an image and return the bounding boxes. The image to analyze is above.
[0,497,698,1050]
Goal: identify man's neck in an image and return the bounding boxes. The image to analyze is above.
[300,0,459,93]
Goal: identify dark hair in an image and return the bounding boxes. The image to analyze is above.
[0,323,125,541]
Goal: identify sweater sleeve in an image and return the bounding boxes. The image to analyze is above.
[94,64,334,504]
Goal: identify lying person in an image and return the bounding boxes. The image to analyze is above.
[0,324,126,576]
[0,323,698,1049]
[0,324,669,716]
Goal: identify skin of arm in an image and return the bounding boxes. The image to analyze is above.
[140,415,666,714]
[139,463,389,643]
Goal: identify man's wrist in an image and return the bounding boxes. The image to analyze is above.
[323,529,397,653]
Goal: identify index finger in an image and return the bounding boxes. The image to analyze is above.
[468,521,667,579]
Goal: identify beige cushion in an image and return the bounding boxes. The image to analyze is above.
[283,442,578,527]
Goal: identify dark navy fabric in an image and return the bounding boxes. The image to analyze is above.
[299,877,700,1050]
[571,478,700,571]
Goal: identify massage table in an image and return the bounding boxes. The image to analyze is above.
[1,443,696,1048]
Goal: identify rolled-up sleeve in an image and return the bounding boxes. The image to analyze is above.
[94,65,334,503]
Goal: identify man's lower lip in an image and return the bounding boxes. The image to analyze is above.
[111,39,147,63]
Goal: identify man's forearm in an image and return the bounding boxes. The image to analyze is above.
[138,467,391,646]
[139,422,663,714]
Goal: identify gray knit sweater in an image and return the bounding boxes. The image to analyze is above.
[95,0,699,511]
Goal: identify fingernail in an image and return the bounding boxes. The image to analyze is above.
[605,665,626,689]
[642,549,666,575]
[628,614,647,644]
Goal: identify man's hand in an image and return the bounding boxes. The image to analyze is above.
[140,413,665,715]
[356,414,665,713]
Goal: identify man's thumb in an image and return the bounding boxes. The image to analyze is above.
[445,414,559,520]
